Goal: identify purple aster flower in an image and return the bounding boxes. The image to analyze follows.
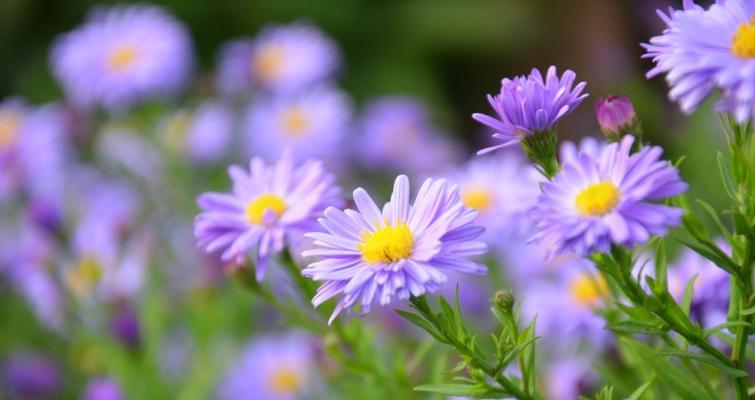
[245,86,352,163]
[643,0,755,123]
[544,359,598,400]
[666,244,730,329]
[302,175,487,323]
[217,333,319,400]
[473,66,588,154]
[521,268,612,355]
[2,354,60,399]
[356,97,463,174]
[531,135,687,257]
[194,151,341,280]
[161,100,234,165]
[558,136,603,165]
[449,152,541,243]
[216,22,340,96]
[51,4,193,111]
[83,377,124,400]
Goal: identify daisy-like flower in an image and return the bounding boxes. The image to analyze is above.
[473,66,588,154]
[356,96,462,175]
[51,4,193,111]
[531,135,687,257]
[216,22,340,96]
[450,152,541,242]
[245,86,351,163]
[194,151,341,280]
[643,0,755,123]
[302,175,487,323]
[161,100,234,165]
[217,333,318,400]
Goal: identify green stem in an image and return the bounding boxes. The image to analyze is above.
[731,270,752,400]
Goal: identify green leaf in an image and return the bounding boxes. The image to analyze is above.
[395,310,448,344]
[681,274,699,317]
[674,237,739,275]
[694,199,733,243]
[703,321,751,337]
[414,383,510,397]
[608,320,669,336]
[627,379,654,400]
[660,349,749,378]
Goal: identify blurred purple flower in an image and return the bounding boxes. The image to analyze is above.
[356,97,463,175]
[216,22,340,96]
[544,359,598,400]
[161,100,234,165]
[531,135,687,257]
[111,306,142,349]
[195,151,341,279]
[245,86,352,163]
[473,66,588,154]
[217,333,319,400]
[51,4,193,111]
[2,354,60,399]
[643,0,755,123]
[558,136,603,165]
[302,175,487,323]
[83,377,124,400]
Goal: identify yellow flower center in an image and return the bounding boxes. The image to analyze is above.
[569,273,608,307]
[66,255,103,297]
[106,44,137,72]
[0,111,22,149]
[279,107,309,137]
[732,16,755,58]
[358,221,414,264]
[245,194,287,225]
[253,45,284,82]
[574,182,620,216]
[461,187,493,213]
[267,367,300,395]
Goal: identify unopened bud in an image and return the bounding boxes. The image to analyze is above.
[595,96,638,141]
[494,289,515,314]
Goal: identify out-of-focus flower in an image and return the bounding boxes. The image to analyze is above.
[499,239,593,290]
[545,359,598,400]
[667,245,730,329]
[83,377,124,400]
[531,135,687,257]
[111,306,141,350]
[217,333,318,400]
[302,175,487,323]
[522,269,611,354]
[245,86,351,163]
[558,136,603,165]
[195,151,341,279]
[0,99,69,205]
[51,4,193,111]
[96,124,164,181]
[594,95,638,140]
[161,100,234,164]
[216,23,340,96]
[643,0,755,123]
[449,152,540,243]
[356,97,463,175]
[2,354,61,399]
[473,66,587,154]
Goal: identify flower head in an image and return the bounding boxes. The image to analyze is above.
[302,175,487,323]
[531,135,687,257]
[356,96,462,174]
[161,100,234,165]
[51,4,193,110]
[194,151,341,280]
[83,377,124,400]
[643,0,755,123]
[473,66,587,154]
[217,22,340,95]
[217,333,318,400]
[594,95,638,140]
[245,86,352,163]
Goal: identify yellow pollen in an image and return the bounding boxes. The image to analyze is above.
[732,16,755,58]
[106,45,137,72]
[575,182,620,216]
[358,221,414,264]
[245,194,287,225]
[66,255,103,297]
[253,45,284,82]
[461,187,493,213]
[268,368,300,395]
[0,111,21,149]
[569,273,609,307]
[279,107,309,137]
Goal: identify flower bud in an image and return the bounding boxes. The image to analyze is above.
[594,96,638,141]
[494,289,515,314]
[111,306,141,350]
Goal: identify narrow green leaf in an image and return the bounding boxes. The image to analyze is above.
[414,383,510,397]
[395,310,448,344]
[661,349,749,378]
[681,274,699,317]
[608,320,669,336]
[627,379,655,400]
